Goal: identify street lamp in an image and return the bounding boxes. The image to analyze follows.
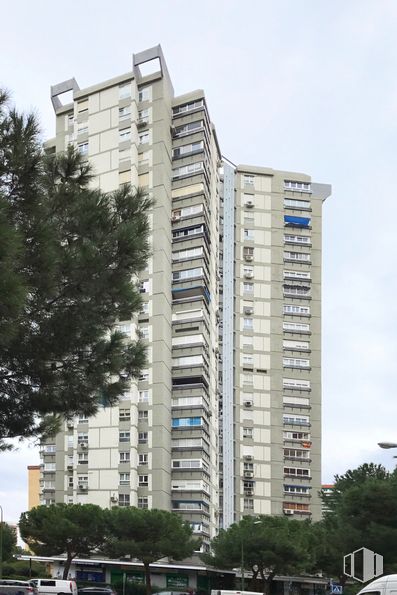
[241,519,261,592]
[0,504,3,579]
[378,442,397,449]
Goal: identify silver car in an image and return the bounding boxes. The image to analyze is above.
[0,580,39,595]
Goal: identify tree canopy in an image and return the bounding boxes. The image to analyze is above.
[1,521,17,563]
[104,507,198,595]
[0,91,151,446]
[19,503,107,579]
[203,515,313,594]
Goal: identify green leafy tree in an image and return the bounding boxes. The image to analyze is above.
[19,504,107,578]
[316,463,397,583]
[1,521,17,562]
[203,515,313,595]
[104,507,198,595]
[0,91,151,446]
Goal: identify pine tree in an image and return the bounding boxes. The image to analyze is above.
[0,91,151,447]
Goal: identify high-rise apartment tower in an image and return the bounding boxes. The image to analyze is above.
[39,46,331,546]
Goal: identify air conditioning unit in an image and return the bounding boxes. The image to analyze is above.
[67,421,74,429]
[244,254,254,262]
[245,489,253,496]
[110,495,119,503]
[244,455,253,461]
[245,200,254,208]
[244,307,254,315]
[137,120,148,128]
[244,400,253,408]
[80,442,88,449]
[67,464,73,470]
[244,471,254,478]
[284,509,294,515]
[78,483,88,491]
[244,271,254,279]
[171,214,180,222]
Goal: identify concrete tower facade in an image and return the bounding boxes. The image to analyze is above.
[39,46,330,542]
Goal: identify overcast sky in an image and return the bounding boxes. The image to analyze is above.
[1,0,397,523]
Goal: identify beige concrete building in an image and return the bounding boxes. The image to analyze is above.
[28,465,41,509]
[39,45,330,543]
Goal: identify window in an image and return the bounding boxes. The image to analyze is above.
[243,174,254,185]
[78,452,88,464]
[284,270,311,280]
[172,141,203,157]
[283,339,310,350]
[283,321,310,333]
[283,357,310,368]
[119,409,131,421]
[68,476,74,488]
[243,498,254,509]
[43,444,56,453]
[77,433,88,444]
[119,148,130,163]
[138,410,148,420]
[283,305,310,315]
[77,99,88,113]
[138,432,148,444]
[138,108,149,123]
[140,327,149,341]
[173,162,204,178]
[284,198,311,209]
[172,459,203,469]
[284,448,310,459]
[172,267,203,281]
[284,180,311,192]
[172,225,204,240]
[284,215,311,227]
[173,120,203,137]
[141,301,149,315]
[243,282,254,293]
[139,475,148,486]
[119,472,130,485]
[139,390,149,403]
[284,286,311,297]
[77,125,88,136]
[173,355,203,367]
[242,374,253,387]
[243,427,253,439]
[283,431,310,441]
[119,106,131,120]
[172,438,207,450]
[242,336,253,349]
[284,485,310,494]
[242,354,253,366]
[283,414,310,426]
[138,497,148,509]
[172,246,203,261]
[284,234,311,245]
[138,87,151,102]
[119,83,131,99]
[284,467,311,478]
[243,318,253,330]
[172,417,202,428]
[44,463,56,471]
[140,280,150,293]
[284,251,311,262]
[283,378,311,390]
[119,494,130,507]
[173,100,204,115]
[78,414,88,423]
[78,142,88,155]
[139,453,148,465]
[67,113,74,125]
[120,451,130,463]
[119,431,130,442]
[139,131,150,144]
[139,370,149,382]
[244,229,255,241]
[172,204,204,219]
[119,128,131,142]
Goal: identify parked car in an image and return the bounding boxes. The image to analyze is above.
[77,588,117,595]
[0,579,38,595]
[29,580,77,595]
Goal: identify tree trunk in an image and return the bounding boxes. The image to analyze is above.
[144,562,152,595]
[62,552,74,579]
[261,571,275,595]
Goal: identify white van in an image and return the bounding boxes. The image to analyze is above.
[29,580,77,595]
[357,574,397,595]
[211,591,259,595]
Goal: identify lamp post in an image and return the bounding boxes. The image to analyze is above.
[0,504,3,579]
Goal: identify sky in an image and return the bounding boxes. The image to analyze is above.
[1,0,397,523]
